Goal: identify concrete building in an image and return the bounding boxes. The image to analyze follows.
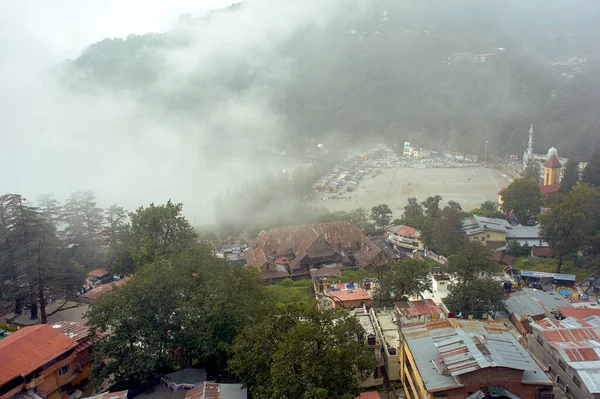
[371,310,401,382]
[395,299,445,326]
[505,288,572,335]
[421,274,452,305]
[0,324,84,399]
[401,319,554,399]
[528,314,600,398]
[315,282,372,310]
[385,225,424,253]
[352,309,385,388]
[461,215,511,247]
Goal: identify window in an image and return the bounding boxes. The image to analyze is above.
[558,360,566,370]
[439,282,445,285]
[481,237,486,241]
[486,234,490,238]
[57,364,71,376]
[573,376,582,388]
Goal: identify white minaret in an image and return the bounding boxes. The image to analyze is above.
[527,124,534,157]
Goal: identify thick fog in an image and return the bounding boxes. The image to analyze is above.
[0,0,358,224]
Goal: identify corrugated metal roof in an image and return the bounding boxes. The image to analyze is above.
[506,225,541,239]
[523,288,573,309]
[532,317,600,393]
[396,299,444,317]
[403,319,551,391]
[505,291,546,317]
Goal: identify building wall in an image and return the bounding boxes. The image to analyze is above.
[544,167,560,186]
[468,230,506,244]
[431,279,449,293]
[0,352,77,399]
[333,298,371,309]
[528,333,592,399]
[441,367,550,399]
[400,343,430,399]
[388,233,424,251]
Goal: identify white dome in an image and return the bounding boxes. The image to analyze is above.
[547,147,558,157]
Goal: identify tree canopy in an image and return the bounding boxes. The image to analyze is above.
[445,241,497,284]
[539,184,596,272]
[370,204,393,229]
[443,279,506,314]
[561,159,579,193]
[229,304,374,399]
[522,158,542,183]
[88,247,272,387]
[501,178,541,226]
[583,148,600,187]
[375,257,432,306]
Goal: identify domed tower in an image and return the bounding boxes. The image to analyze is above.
[543,147,561,186]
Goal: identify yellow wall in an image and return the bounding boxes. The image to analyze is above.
[543,167,559,186]
[401,342,430,399]
[468,230,506,244]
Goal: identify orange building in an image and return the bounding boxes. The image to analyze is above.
[0,323,94,399]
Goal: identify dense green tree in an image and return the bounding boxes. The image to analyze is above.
[0,194,85,322]
[421,195,442,219]
[370,204,393,228]
[375,257,432,306]
[539,184,596,272]
[429,202,467,256]
[522,157,542,183]
[501,179,541,226]
[111,200,198,273]
[88,246,272,387]
[445,241,496,284]
[561,159,580,193]
[403,197,424,218]
[36,195,63,228]
[506,239,531,257]
[583,148,600,187]
[444,279,505,314]
[103,204,127,243]
[229,304,374,399]
[469,200,504,219]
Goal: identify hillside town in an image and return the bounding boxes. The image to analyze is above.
[1,131,600,399]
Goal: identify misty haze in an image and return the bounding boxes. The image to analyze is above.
[1,0,599,226]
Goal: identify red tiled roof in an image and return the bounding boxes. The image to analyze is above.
[544,154,562,169]
[532,246,554,257]
[83,390,129,399]
[88,268,110,278]
[559,307,600,320]
[396,299,444,316]
[330,288,371,303]
[83,277,131,299]
[245,222,382,271]
[539,183,561,195]
[432,274,450,281]
[185,385,203,399]
[0,324,77,385]
[387,225,418,238]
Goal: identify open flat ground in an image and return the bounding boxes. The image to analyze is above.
[316,166,512,217]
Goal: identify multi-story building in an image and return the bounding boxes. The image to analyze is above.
[0,324,87,399]
[461,215,510,248]
[395,299,445,326]
[528,309,600,399]
[371,309,401,382]
[400,318,554,399]
[385,225,424,253]
[244,222,386,282]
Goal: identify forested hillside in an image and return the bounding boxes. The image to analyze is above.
[57,0,600,160]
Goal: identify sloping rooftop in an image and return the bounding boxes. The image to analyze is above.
[522,288,573,309]
[544,154,562,169]
[531,316,600,393]
[163,368,207,386]
[82,277,131,299]
[403,319,551,392]
[540,182,561,195]
[461,215,511,236]
[0,324,77,385]
[245,222,382,270]
[88,268,110,278]
[396,299,444,317]
[506,225,541,239]
[504,291,546,317]
[387,224,419,238]
[330,288,371,303]
[559,307,600,320]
